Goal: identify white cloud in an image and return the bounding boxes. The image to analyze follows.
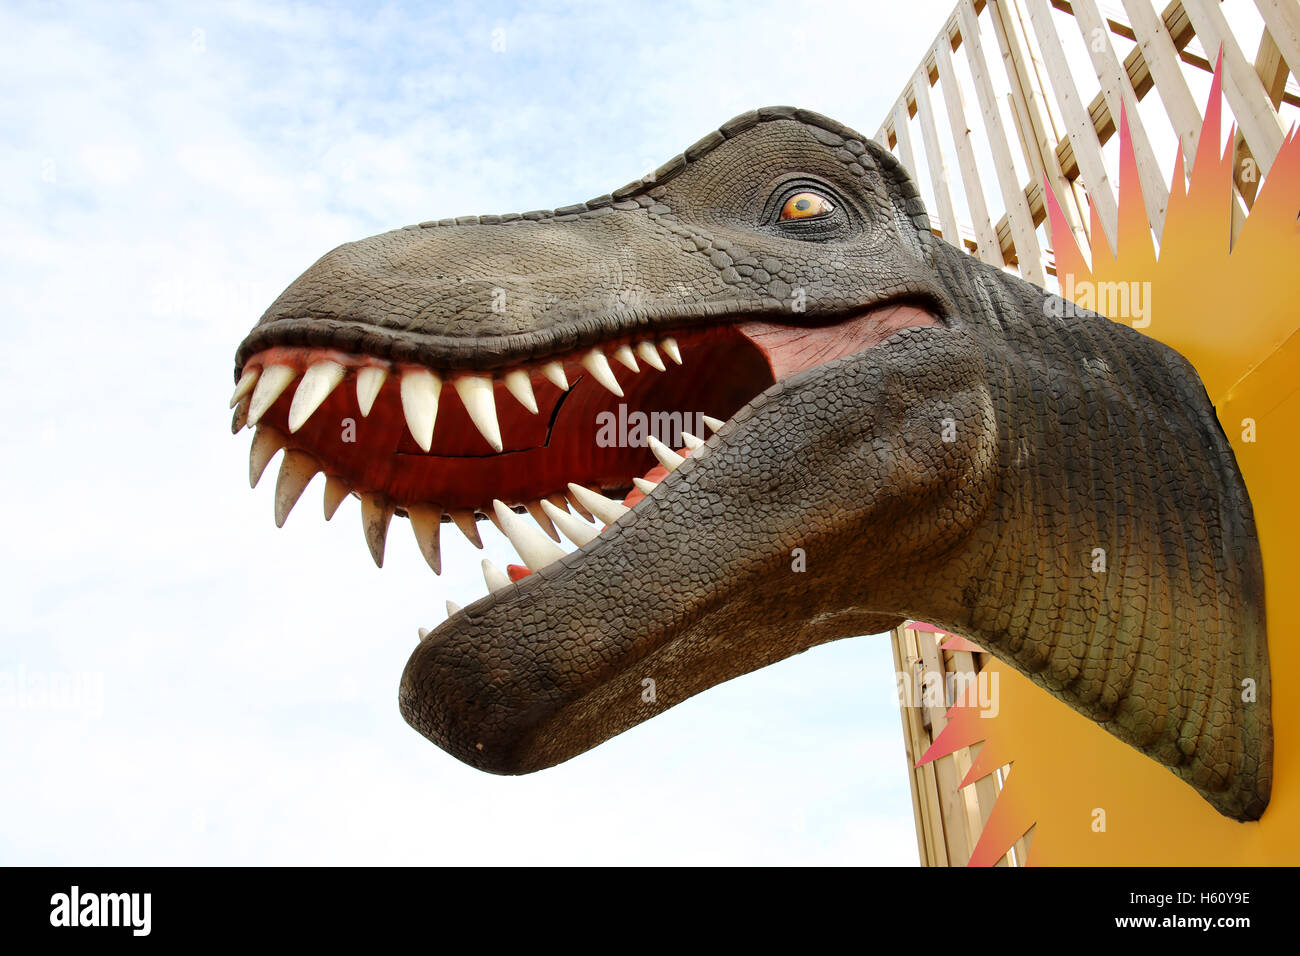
[0,0,963,865]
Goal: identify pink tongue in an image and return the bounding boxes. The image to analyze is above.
[506,446,694,582]
[736,303,942,381]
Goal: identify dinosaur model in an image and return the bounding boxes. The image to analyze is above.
[230,107,1271,824]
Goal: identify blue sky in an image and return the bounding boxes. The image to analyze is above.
[0,0,969,864]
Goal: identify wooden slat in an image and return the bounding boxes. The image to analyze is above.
[915,629,974,864]
[934,34,1005,264]
[985,1,1053,174]
[908,629,949,864]
[939,649,987,849]
[912,68,964,247]
[1051,0,1290,85]
[1256,22,1296,107]
[890,628,934,865]
[892,625,1022,866]
[1052,0,1299,103]
[1252,0,1300,90]
[900,628,951,864]
[951,651,1002,827]
[1050,0,1248,237]
[1045,1,1245,181]
[987,0,1092,251]
[959,0,1047,282]
[1232,26,1294,219]
[1181,0,1286,179]
[956,647,1018,865]
[1120,0,1204,170]
[1015,822,1034,866]
[1070,0,1169,234]
[1024,0,1121,248]
[892,102,921,183]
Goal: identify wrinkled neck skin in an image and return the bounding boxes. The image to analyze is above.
[403,230,1269,822]
[889,238,1270,821]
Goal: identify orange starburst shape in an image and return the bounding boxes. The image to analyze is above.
[918,56,1300,865]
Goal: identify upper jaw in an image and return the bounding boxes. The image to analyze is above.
[233,212,734,375]
[234,190,953,378]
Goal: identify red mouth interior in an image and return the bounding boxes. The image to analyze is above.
[242,302,938,515]
[246,327,772,511]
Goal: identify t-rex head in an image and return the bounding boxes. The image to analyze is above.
[231,107,1271,821]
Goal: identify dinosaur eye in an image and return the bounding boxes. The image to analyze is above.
[779,191,835,221]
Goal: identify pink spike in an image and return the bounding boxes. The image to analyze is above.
[1117,99,1156,262]
[1192,48,1225,183]
[1170,145,1187,201]
[959,743,1005,790]
[1089,195,1114,268]
[1043,173,1090,282]
[916,710,987,766]
[967,777,1033,867]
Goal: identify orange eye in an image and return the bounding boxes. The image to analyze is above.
[779,191,834,221]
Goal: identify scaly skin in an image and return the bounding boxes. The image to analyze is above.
[235,107,1271,822]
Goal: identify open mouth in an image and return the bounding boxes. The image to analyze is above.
[225,101,1274,819]
[232,300,940,607]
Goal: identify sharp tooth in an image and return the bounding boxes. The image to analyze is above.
[581,348,623,397]
[446,600,462,616]
[482,558,510,593]
[613,344,640,372]
[360,492,394,567]
[450,509,483,548]
[274,449,320,527]
[525,500,560,542]
[407,504,443,574]
[487,507,506,536]
[647,435,684,472]
[231,396,250,434]
[566,482,629,525]
[288,360,346,433]
[660,337,683,365]
[230,367,260,408]
[702,415,725,432]
[249,426,286,488]
[540,499,599,546]
[633,477,658,496]
[541,361,569,391]
[400,369,442,452]
[635,340,666,371]
[356,366,387,417]
[454,375,503,453]
[504,370,538,414]
[546,493,570,513]
[566,490,595,522]
[323,475,350,520]
[492,499,565,571]
[247,364,298,426]
[681,431,704,450]
[418,627,431,641]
